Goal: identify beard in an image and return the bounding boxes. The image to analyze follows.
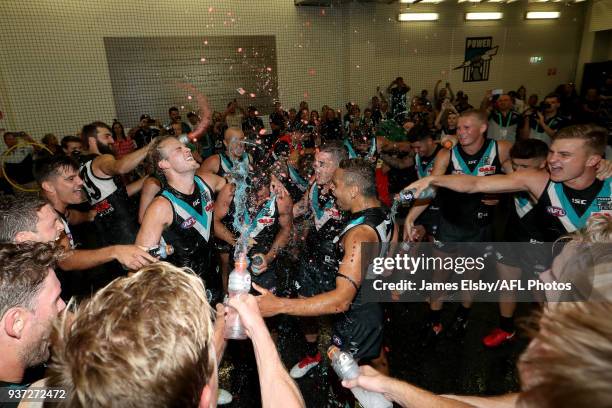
[20,320,53,368]
[96,140,114,155]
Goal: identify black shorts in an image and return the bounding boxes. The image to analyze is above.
[215,238,233,254]
[250,264,278,294]
[435,216,494,254]
[332,304,384,362]
[495,241,550,277]
[295,255,338,297]
[415,206,440,239]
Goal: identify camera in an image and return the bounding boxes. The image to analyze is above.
[539,102,551,112]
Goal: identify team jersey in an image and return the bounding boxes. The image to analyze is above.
[331,206,393,359]
[505,191,545,242]
[217,151,250,178]
[159,176,217,284]
[222,190,280,257]
[78,155,138,245]
[415,146,442,232]
[528,115,565,145]
[536,178,612,241]
[438,138,503,228]
[305,182,347,256]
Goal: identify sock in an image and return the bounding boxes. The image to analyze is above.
[305,339,319,357]
[456,305,471,320]
[500,316,515,333]
[429,309,442,326]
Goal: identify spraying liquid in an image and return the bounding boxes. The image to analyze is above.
[147,244,174,259]
[327,346,393,408]
[224,256,251,340]
[390,186,437,223]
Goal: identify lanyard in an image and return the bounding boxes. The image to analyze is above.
[497,112,513,128]
[535,117,555,133]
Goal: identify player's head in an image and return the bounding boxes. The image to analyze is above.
[149,136,198,183]
[314,141,348,186]
[408,126,435,158]
[46,262,218,408]
[510,139,549,172]
[0,195,64,244]
[223,127,245,158]
[34,155,85,205]
[496,94,513,111]
[333,158,376,210]
[548,124,606,183]
[518,302,612,408]
[81,122,114,155]
[457,110,487,148]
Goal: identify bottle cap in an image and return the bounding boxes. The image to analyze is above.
[165,244,175,256]
[327,345,340,360]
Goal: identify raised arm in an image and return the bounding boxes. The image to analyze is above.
[94,144,149,177]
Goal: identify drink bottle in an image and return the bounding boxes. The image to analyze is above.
[328,346,393,408]
[224,256,251,340]
[147,244,174,259]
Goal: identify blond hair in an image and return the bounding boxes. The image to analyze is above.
[46,262,215,408]
[518,302,612,408]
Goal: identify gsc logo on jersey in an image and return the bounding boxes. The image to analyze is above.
[205,201,214,212]
[546,206,567,217]
[596,197,612,211]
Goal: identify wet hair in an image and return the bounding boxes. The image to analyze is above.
[407,124,432,143]
[339,158,377,198]
[0,242,62,319]
[510,139,549,160]
[553,124,607,156]
[81,121,110,150]
[319,141,348,165]
[33,155,80,185]
[46,262,215,408]
[147,136,174,185]
[0,195,48,243]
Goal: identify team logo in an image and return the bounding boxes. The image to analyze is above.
[546,206,566,217]
[258,217,274,225]
[181,217,197,229]
[454,37,499,82]
[478,165,496,175]
[93,200,112,214]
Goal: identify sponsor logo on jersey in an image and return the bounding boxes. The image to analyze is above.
[327,208,341,219]
[596,197,612,211]
[93,199,112,214]
[546,206,566,217]
[478,165,496,175]
[332,335,343,347]
[258,217,274,225]
[181,217,196,229]
[205,201,214,212]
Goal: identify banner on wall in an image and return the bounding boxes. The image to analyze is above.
[454,37,499,82]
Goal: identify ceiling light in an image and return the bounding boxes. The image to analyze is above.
[525,11,560,19]
[466,12,503,20]
[398,12,439,21]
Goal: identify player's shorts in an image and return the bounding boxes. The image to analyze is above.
[495,240,550,277]
[294,253,338,297]
[435,216,494,254]
[415,205,440,239]
[332,304,384,362]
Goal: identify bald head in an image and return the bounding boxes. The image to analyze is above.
[223,127,246,158]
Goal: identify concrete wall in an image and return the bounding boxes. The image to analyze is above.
[0,0,585,143]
